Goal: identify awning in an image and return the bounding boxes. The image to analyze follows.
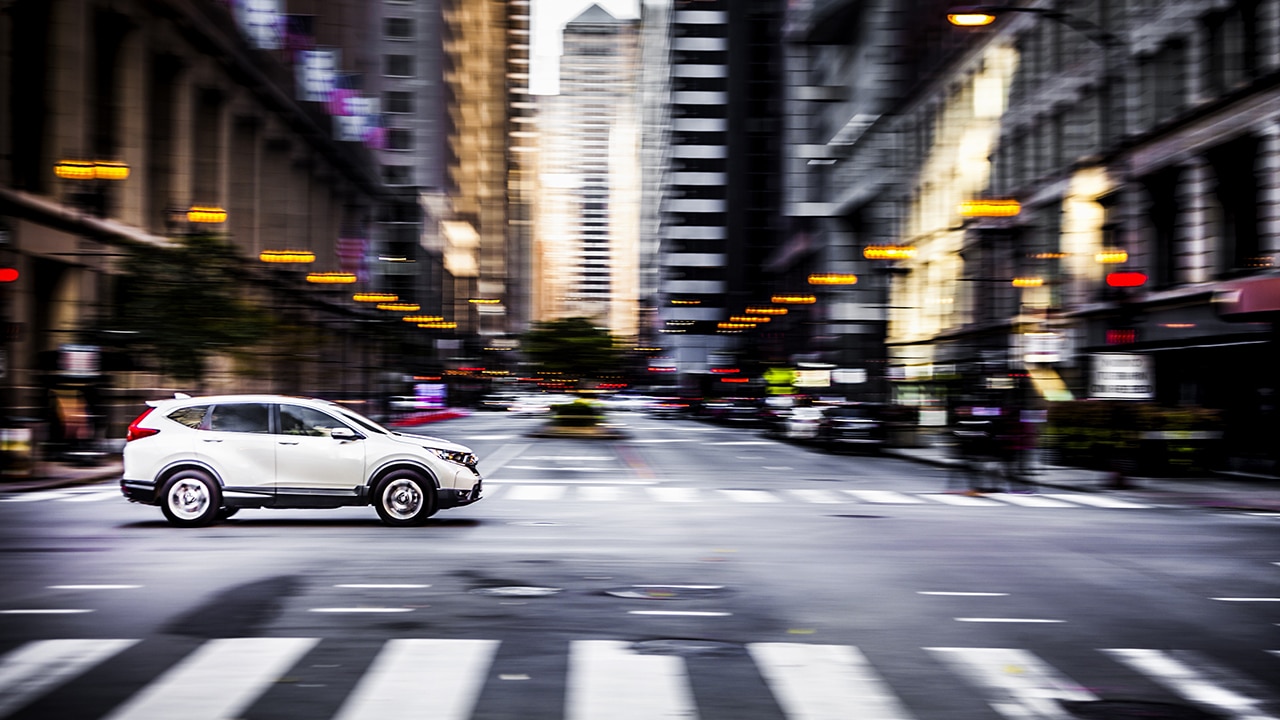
[1213,275,1280,320]
[1028,366,1074,402]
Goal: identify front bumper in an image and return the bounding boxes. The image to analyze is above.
[437,478,483,509]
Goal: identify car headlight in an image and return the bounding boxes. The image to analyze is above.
[427,448,478,467]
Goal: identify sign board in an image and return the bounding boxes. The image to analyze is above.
[794,369,831,388]
[1022,331,1063,363]
[832,368,867,384]
[1089,353,1153,400]
[60,344,100,377]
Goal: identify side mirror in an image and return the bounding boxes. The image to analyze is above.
[331,427,362,441]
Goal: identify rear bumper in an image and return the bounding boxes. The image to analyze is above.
[120,479,157,504]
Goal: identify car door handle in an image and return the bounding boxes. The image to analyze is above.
[278,440,300,445]
[202,438,223,443]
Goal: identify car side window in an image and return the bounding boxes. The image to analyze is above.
[208,403,271,433]
[167,405,209,429]
[279,405,348,437]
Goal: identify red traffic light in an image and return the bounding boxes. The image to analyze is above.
[1106,271,1147,288]
[0,268,17,283]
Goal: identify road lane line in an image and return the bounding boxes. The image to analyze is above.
[0,639,138,718]
[719,490,782,503]
[502,465,612,473]
[103,637,318,720]
[334,639,499,720]
[919,592,1009,597]
[502,485,567,501]
[927,647,1095,719]
[477,443,531,475]
[984,493,1076,508]
[567,640,697,720]
[788,489,848,504]
[922,493,1004,506]
[1042,494,1151,509]
[749,643,916,720]
[955,618,1065,623]
[1103,648,1280,720]
[48,585,142,590]
[1,492,72,503]
[1210,597,1280,602]
[0,609,94,615]
[647,487,700,502]
[628,610,732,617]
[58,490,121,503]
[335,584,430,589]
[844,490,925,504]
[309,608,415,613]
[484,478,657,485]
[579,486,627,502]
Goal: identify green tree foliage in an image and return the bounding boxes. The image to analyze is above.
[521,317,624,383]
[110,234,270,382]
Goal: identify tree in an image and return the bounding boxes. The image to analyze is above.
[109,234,270,383]
[521,317,625,384]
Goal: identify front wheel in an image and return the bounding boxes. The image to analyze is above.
[374,471,436,526]
[160,470,221,527]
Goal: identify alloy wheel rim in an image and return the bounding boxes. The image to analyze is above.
[384,479,422,519]
[169,480,210,520]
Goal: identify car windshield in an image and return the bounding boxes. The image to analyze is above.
[325,402,390,435]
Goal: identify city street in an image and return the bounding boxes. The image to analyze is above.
[0,411,1277,720]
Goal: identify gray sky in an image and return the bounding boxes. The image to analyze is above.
[531,0,640,94]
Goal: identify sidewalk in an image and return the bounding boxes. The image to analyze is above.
[882,443,1280,512]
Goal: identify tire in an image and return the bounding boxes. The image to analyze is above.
[373,470,436,526]
[160,469,221,527]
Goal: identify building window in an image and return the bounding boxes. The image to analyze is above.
[388,128,413,150]
[384,54,414,77]
[385,91,414,114]
[383,165,414,186]
[384,18,413,39]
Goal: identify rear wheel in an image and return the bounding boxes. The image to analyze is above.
[160,470,221,527]
[374,471,436,526]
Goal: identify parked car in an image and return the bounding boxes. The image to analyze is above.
[817,403,888,452]
[122,394,482,527]
[784,406,826,440]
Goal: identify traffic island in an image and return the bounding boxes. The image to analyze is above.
[526,400,629,439]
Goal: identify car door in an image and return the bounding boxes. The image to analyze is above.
[197,402,276,494]
[274,403,366,494]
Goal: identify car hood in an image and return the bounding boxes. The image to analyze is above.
[388,431,473,453]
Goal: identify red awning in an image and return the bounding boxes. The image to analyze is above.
[1213,275,1280,320]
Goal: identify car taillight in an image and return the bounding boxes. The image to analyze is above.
[126,408,160,442]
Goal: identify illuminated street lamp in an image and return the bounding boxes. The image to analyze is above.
[376,302,420,312]
[771,294,817,304]
[305,272,357,284]
[745,306,788,316]
[1095,249,1128,264]
[259,250,316,264]
[807,273,858,285]
[958,199,1021,218]
[187,206,228,224]
[353,292,398,303]
[864,245,916,260]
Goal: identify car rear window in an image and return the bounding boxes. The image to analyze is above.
[167,405,209,429]
[209,403,271,433]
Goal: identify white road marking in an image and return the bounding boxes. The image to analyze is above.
[579,486,627,502]
[762,466,793,470]
[501,485,567,501]
[647,487,701,502]
[955,618,1065,623]
[520,456,613,461]
[477,443,531,475]
[0,609,94,615]
[0,639,138,718]
[463,434,516,440]
[503,465,612,473]
[309,608,415,613]
[334,639,499,720]
[58,491,120,503]
[1,492,71,503]
[335,584,430,589]
[567,640,698,720]
[1210,597,1280,602]
[919,591,1009,597]
[719,489,782,503]
[749,643,916,720]
[845,490,926,504]
[927,647,1095,719]
[103,637,318,720]
[48,585,142,590]
[1103,648,1280,720]
[984,493,1076,508]
[1042,494,1151,509]
[923,493,1004,506]
[707,441,777,446]
[787,489,848,504]
[625,438,697,443]
[628,610,732,617]
[484,478,656,485]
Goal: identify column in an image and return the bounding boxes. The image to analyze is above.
[1257,120,1280,257]
[1260,0,1280,73]
[1174,157,1214,284]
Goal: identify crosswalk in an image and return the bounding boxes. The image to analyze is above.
[481,484,1158,509]
[1,636,1276,719]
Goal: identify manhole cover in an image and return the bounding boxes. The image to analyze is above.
[471,586,563,597]
[605,585,728,600]
[632,639,740,657]
[1061,700,1222,719]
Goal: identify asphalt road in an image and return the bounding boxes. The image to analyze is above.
[0,410,1277,720]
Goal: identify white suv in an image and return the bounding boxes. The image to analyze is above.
[122,394,483,527]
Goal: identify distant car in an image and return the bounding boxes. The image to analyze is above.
[647,397,689,418]
[122,394,482,527]
[818,404,887,452]
[784,406,826,440]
